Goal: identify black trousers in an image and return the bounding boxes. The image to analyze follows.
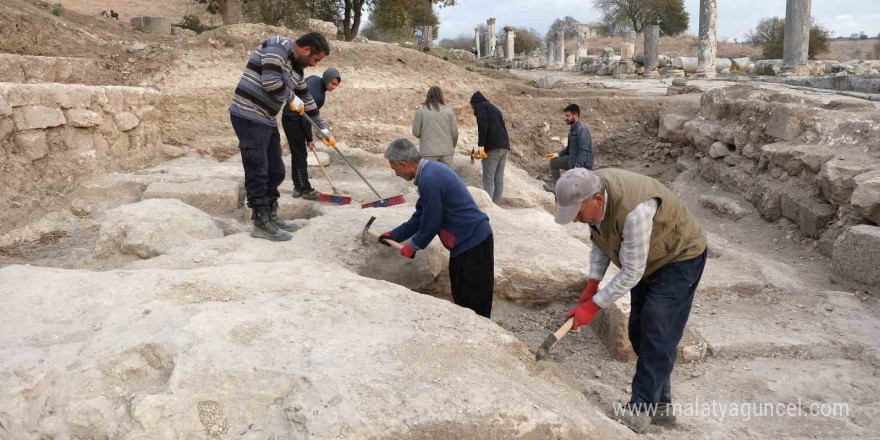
[231,114,285,206]
[629,249,707,405]
[448,234,494,318]
[281,116,313,191]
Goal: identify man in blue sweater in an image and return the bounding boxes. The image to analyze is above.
[378,138,495,318]
[544,103,594,192]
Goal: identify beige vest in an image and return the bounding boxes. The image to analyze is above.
[590,169,707,277]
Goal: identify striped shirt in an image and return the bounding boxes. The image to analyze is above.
[589,198,659,308]
[229,35,326,129]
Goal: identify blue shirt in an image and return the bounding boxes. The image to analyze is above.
[391,161,492,257]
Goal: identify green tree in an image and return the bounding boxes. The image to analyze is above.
[592,0,688,36]
[746,17,783,45]
[514,27,542,54]
[759,18,830,60]
[363,0,438,42]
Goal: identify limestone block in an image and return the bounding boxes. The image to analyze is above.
[171,26,197,36]
[115,112,140,132]
[65,108,103,128]
[134,105,162,122]
[0,93,11,117]
[95,199,224,258]
[732,57,752,71]
[13,130,48,162]
[658,114,690,143]
[698,195,751,220]
[62,127,96,151]
[683,120,721,152]
[754,59,783,76]
[50,85,96,109]
[143,180,244,217]
[765,105,810,141]
[7,84,42,106]
[307,18,338,40]
[130,16,172,35]
[12,105,66,130]
[851,170,880,224]
[761,143,835,176]
[780,191,836,237]
[709,141,734,159]
[673,56,698,73]
[0,118,13,141]
[833,225,880,289]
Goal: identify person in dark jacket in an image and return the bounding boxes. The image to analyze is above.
[281,68,342,200]
[544,103,594,192]
[470,91,510,204]
[378,138,495,318]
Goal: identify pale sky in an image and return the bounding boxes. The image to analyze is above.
[430,0,880,41]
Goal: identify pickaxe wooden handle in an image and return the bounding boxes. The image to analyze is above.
[363,216,404,250]
[535,318,574,361]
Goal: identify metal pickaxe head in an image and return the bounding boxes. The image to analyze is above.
[362,216,377,238]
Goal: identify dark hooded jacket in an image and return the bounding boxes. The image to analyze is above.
[470,91,510,151]
[282,67,342,141]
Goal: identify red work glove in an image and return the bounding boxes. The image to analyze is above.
[400,243,417,259]
[378,231,393,247]
[578,279,600,304]
[565,299,602,331]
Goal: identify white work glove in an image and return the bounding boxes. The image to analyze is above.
[288,96,305,115]
[320,128,332,138]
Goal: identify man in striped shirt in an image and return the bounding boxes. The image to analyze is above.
[229,33,334,241]
[553,168,707,434]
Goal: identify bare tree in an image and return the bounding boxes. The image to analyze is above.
[745,17,782,46]
[342,0,371,41]
[219,0,242,25]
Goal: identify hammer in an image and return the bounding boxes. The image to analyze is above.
[362,216,404,250]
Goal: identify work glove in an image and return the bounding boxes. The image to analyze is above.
[479,146,488,159]
[565,299,601,331]
[578,279,600,304]
[545,153,559,159]
[288,96,305,115]
[400,243,417,259]
[378,231,393,247]
[319,128,337,147]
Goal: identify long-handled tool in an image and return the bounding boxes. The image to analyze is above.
[299,112,405,209]
[362,216,404,250]
[535,318,574,361]
[311,148,352,205]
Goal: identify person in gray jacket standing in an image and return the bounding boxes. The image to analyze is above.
[544,103,594,192]
[412,86,458,167]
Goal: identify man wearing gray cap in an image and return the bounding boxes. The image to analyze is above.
[553,167,707,433]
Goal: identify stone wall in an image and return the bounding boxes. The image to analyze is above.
[0,83,166,197]
[0,54,108,85]
[658,85,880,293]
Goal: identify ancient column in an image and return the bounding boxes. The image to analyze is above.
[783,0,812,70]
[504,26,516,61]
[696,0,717,78]
[644,24,660,78]
[487,18,497,60]
[474,27,481,59]
[422,25,434,49]
[576,23,590,64]
[621,30,636,59]
[547,42,556,64]
[496,42,504,59]
[556,30,565,68]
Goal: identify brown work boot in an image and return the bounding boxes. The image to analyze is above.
[610,403,651,434]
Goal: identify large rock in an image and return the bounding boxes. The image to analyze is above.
[833,225,880,290]
[760,143,835,176]
[658,114,690,143]
[125,206,447,293]
[130,16,172,35]
[818,155,880,206]
[13,130,49,162]
[455,160,554,212]
[698,194,752,220]
[12,105,66,130]
[780,191,836,237]
[94,199,224,259]
[307,18,338,40]
[851,170,880,224]
[65,108,103,128]
[0,263,634,439]
[683,119,721,153]
[142,180,244,217]
[709,141,734,158]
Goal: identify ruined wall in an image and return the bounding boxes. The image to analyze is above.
[0,83,166,198]
[0,54,111,86]
[658,85,880,292]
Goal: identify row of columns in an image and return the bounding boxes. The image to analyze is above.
[473,18,517,61]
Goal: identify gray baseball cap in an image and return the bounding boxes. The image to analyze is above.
[554,168,602,224]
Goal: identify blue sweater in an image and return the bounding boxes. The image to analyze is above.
[390,161,492,257]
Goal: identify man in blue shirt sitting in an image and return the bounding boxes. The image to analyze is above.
[378,138,495,318]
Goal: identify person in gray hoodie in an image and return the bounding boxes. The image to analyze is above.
[281,67,342,200]
[412,86,458,168]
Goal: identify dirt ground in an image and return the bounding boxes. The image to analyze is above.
[2,1,880,437]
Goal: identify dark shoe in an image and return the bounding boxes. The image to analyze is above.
[651,402,677,426]
[250,201,292,241]
[610,403,651,434]
[268,199,300,232]
[300,189,320,201]
[291,188,304,199]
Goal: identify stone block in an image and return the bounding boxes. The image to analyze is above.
[797,199,836,237]
[765,105,809,141]
[709,141,734,159]
[130,16,172,35]
[143,180,244,217]
[683,120,721,152]
[115,112,140,132]
[761,143,835,176]
[818,155,880,206]
[0,93,11,117]
[833,225,880,289]
[698,195,751,220]
[851,170,880,224]
[12,105,66,131]
[134,105,162,122]
[0,118,13,142]
[65,108,103,128]
[62,127,96,151]
[13,130,48,162]
[657,114,690,143]
[307,18,338,40]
